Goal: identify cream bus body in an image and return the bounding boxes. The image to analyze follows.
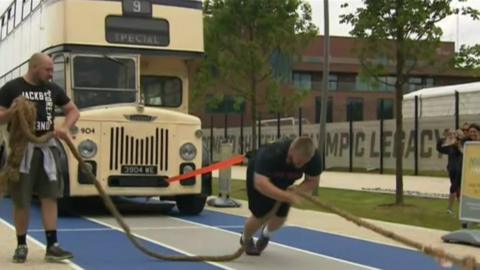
[0,0,209,214]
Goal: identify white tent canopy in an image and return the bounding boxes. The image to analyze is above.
[403,81,480,118]
[404,81,480,100]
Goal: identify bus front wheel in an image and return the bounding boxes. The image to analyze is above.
[175,194,207,215]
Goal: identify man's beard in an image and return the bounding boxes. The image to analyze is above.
[38,78,49,85]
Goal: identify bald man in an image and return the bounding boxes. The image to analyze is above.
[0,53,80,263]
[241,137,321,255]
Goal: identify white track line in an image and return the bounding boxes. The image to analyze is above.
[82,216,236,270]
[169,216,381,270]
[207,206,435,251]
[27,225,245,232]
[0,218,84,270]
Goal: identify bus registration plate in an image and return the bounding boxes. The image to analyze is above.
[121,165,157,175]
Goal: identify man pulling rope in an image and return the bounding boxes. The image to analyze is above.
[241,137,320,255]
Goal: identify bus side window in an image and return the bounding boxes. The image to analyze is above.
[32,0,41,10]
[22,0,32,19]
[52,55,66,116]
[52,55,66,90]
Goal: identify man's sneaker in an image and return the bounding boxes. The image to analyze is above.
[45,243,74,262]
[12,245,28,263]
[447,208,453,214]
[256,232,270,253]
[240,235,260,256]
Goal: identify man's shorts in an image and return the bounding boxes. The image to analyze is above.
[8,148,63,208]
[246,160,292,218]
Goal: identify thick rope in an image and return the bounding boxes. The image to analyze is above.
[294,191,478,270]
[5,96,279,262]
[6,97,477,267]
[0,97,50,189]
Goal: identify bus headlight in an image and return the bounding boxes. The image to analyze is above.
[179,143,197,161]
[78,139,97,159]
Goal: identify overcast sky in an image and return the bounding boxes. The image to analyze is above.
[0,0,479,50]
[307,0,480,50]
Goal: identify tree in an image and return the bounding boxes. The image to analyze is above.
[455,44,480,72]
[192,0,317,150]
[340,0,478,205]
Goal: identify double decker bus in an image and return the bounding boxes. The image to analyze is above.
[0,0,211,215]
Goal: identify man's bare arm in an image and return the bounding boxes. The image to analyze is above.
[54,101,80,140]
[61,101,80,129]
[296,174,320,194]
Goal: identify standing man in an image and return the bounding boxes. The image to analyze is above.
[0,53,80,263]
[241,136,321,255]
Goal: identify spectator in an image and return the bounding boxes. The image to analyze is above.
[462,122,470,134]
[466,123,480,141]
[436,128,463,214]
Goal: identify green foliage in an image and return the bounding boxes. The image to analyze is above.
[192,0,317,120]
[340,0,468,84]
[455,44,480,72]
[340,0,478,205]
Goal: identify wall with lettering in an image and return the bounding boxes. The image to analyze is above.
[203,114,480,172]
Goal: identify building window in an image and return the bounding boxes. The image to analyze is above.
[328,74,338,91]
[315,97,333,123]
[377,99,394,120]
[355,76,396,92]
[292,72,312,90]
[271,51,291,83]
[205,95,245,114]
[408,77,423,92]
[347,98,363,121]
[425,77,434,87]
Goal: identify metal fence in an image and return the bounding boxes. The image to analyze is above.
[203,92,479,175]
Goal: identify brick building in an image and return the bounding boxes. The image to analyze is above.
[192,35,477,127]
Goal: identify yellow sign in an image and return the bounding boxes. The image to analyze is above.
[460,142,480,222]
[461,143,480,198]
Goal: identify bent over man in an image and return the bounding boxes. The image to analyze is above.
[241,136,321,255]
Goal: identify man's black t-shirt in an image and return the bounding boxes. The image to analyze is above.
[252,139,321,189]
[0,77,70,136]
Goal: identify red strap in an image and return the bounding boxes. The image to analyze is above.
[168,155,245,183]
